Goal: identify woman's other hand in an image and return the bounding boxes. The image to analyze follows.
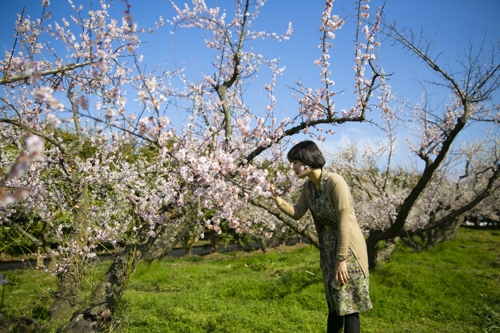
[334,260,349,286]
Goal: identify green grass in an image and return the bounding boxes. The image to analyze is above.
[114,245,326,333]
[364,229,500,332]
[2,228,499,332]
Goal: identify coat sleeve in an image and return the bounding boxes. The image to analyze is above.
[328,174,353,257]
[278,182,310,220]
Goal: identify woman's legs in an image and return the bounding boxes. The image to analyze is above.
[344,313,360,333]
[327,311,343,333]
[327,311,360,333]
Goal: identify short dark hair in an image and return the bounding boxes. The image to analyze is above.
[287,140,326,169]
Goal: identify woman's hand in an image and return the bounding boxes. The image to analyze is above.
[273,196,283,206]
[270,185,283,206]
[334,260,349,286]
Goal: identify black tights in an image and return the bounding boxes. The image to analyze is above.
[327,311,360,333]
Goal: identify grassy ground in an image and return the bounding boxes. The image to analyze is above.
[1,228,499,332]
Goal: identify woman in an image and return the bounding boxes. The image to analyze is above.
[272,140,372,333]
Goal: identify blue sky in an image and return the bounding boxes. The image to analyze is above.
[1,0,499,166]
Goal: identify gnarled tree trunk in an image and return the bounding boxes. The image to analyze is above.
[49,189,90,322]
[62,214,191,332]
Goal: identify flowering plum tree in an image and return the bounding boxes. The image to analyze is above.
[0,0,388,330]
[324,23,500,268]
[330,129,499,263]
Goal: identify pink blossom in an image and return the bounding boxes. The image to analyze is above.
[105,109,116,120]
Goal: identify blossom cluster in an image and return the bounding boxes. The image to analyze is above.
[0,133,44,206]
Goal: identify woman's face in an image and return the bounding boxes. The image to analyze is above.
[291,160,310,178]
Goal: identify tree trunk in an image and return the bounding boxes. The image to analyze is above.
[211,233,219,253]
[49,189,89,323]
[424,215,464,250]
[377,237,400,262]
[65,246,141,333]
[259,237,269,253]
[366,236,380,270]
[48,271,81,323]
[234,234,245,251]
[400,235,424,251]
[142,222,191,263]
[62,216,188,332]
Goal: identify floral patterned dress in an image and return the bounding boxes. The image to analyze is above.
[307,176,373,316]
